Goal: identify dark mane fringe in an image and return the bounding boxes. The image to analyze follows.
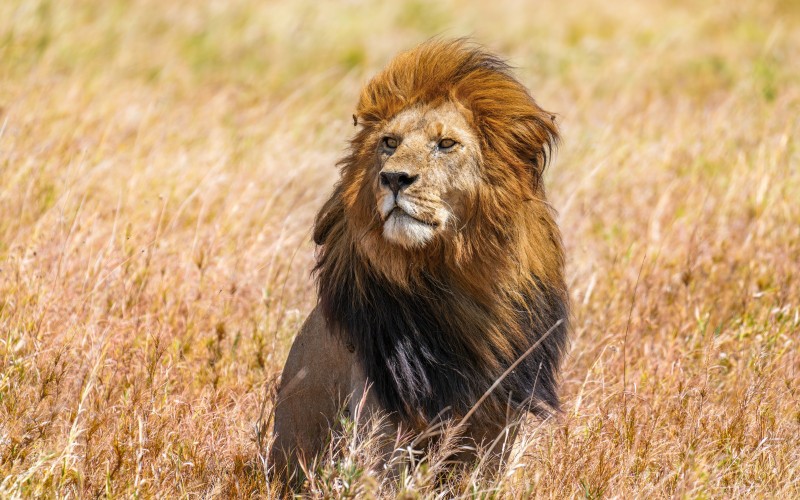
[313,39,569,427]
[316,250,568,425]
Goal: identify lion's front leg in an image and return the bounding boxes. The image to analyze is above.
[269,306,353,483]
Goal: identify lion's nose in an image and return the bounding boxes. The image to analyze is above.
[379,171,418,195]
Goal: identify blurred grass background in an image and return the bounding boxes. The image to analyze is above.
[1,0,799,497]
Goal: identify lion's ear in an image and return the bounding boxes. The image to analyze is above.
[520,112,559,188]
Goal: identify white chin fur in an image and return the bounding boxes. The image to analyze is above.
[383,212,435,248]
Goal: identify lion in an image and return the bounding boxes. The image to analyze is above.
[270,39,569,482]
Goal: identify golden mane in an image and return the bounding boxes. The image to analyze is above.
[312,39,569,428]
[357,39,558,183]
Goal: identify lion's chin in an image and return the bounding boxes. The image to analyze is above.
[382,211,436,249]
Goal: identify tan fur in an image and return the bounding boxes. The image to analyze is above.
[271,39,568,482]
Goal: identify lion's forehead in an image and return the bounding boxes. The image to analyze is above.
[384,102,475,143]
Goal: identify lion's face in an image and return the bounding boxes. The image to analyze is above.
[371,102,481,249]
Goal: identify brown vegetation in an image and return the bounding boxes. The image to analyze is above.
[1,0,799,497]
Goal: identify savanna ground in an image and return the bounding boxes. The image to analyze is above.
[1,0,799,497]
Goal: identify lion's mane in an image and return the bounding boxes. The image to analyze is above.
[313,40,569,428]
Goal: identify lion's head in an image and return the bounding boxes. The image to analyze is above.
[313,40,569,428]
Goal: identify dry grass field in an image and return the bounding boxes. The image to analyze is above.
[1,0,799,497]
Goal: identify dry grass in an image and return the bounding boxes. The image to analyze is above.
[1,0,799,497]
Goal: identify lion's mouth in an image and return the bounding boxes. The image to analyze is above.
[385,207,439,228]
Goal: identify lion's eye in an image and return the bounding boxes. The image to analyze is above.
[438,138,457,150]
[383,137,399,150]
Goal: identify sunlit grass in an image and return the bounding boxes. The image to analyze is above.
[1,0,799,497]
